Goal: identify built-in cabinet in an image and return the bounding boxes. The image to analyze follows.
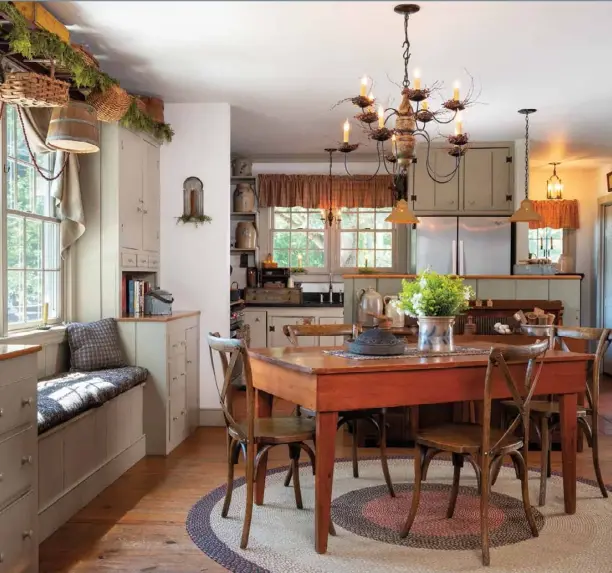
[0,348,40,573]
[117,313,200,455]
[244,307,344,348]
[410,145,513,215]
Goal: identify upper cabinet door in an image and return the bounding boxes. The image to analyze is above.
[142,141,160,252]
[462,148,513,212]
[412,147,460,212]
[119,129,144,250]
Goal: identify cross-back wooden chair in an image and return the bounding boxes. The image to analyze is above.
[207,332,320,549]
[282,323,395,498]
[499,326,610,505]
[401,340,548,567]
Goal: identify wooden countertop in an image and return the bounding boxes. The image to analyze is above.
[342,274,583,280]
[116,311,200,323]
[248,342,592,375]
[0,344,42,361]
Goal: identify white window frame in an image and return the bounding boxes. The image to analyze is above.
[527,227,565,263]
[1,103,63,334]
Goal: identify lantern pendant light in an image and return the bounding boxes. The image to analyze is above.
[546,162,563,200]
[509,109,542,223]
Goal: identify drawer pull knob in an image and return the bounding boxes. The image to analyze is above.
[181,410,186,416]
[21,455,33,465]
[0,408,3,417]
[0,473,3,482]
[172,377,177,381]
[172,416,178,421]
[186,360,193,365]
[22,397,33,407]
[22,530,33,539]
[0,552,4,563]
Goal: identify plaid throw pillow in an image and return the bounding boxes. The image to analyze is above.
[67,318,127,371]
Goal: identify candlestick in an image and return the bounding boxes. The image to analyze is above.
[297,254,303,267]
[413,68,421,90]
[454,113,463,135]
[391,133,397,156]
[453,81,460,101]
[360,76,368,97]
[365,257,369,268]
[343,119,350,143]
[42,302,48,325]
[421,101,428,111]
[377,105,385,128]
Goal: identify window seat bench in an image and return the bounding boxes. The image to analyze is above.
[37,367,148,542]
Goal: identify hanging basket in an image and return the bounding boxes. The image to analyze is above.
[71,43,100,70]
[141,96,164,123]
[86,84,131,122]
[0,71,69,107]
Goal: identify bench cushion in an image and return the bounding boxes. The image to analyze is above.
[37,366,148,435]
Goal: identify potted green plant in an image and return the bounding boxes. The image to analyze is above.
[399,270,474,352]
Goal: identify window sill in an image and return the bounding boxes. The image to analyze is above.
[0,325,67,346]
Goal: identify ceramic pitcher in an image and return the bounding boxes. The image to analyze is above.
[356,287,383,327]
[233,184,256,213]
[383,295,404,328]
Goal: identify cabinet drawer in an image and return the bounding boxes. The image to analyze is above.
[136,254,149,268]
[168,358,186,396]
[0,492,36,573]
[169,383,187,445]
[168,329,186,357]
[0,427,36,510]
[0,378,36,436]
[121,251,137,268]
[148,255,160,269]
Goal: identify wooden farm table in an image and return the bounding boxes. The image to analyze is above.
[248,343,593,554]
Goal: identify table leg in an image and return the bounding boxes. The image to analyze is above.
[559,392,577,514]
[315,411,338,554]
[254,390,273,506]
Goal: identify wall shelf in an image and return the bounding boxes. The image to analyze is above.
[231,248,257,253]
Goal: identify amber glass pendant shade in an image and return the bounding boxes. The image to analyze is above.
[385,199,420,224]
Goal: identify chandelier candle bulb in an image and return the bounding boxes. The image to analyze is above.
[343,119,350,143]
[360,76,368,97]
[42,302,48,325]
[378,105,385,128]
[413,68,421,90]
[297,253,303,267]
[392,133,397,156]
[455,115,463,135]
[421,101,428,111]
[453,81,460,101]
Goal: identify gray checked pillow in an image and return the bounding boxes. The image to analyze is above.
[66,318,127,371]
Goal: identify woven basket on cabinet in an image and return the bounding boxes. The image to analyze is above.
[141,96,164,123]
[71,43,100,70]
[86,84,131,122]
[0,70,69,107]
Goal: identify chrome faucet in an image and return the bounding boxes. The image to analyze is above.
[328,273,334,303]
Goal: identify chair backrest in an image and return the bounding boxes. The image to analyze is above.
[283,323,362,346]
[552,326,611,413]
[482,340,549,455]
[207,332,254,443]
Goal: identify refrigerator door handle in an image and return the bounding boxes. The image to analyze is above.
[459,240,465,275]
[452,240,457,275]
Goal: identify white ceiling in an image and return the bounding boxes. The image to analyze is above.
[48,1,612,165]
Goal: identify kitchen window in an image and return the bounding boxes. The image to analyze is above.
[528,227,564,263]
[338,207,393,269]
[4,104,62,331]
[271,207,326,269]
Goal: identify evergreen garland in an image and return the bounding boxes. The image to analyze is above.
[0,1,173,142]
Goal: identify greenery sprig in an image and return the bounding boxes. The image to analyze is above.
[176,214,212,227]
[0,2,173,142]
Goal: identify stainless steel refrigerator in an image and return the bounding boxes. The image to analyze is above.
[411,217,512,275]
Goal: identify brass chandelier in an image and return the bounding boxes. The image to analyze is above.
[335,3,476,224]
[546,162,563,200]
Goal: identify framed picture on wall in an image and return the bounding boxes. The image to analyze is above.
[608,171,612,192]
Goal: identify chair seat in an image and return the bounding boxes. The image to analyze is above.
[501,399,588,418]
[231,416,316,445]
[416,423,523,454]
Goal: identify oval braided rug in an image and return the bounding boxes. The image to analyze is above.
[186,456,612,572]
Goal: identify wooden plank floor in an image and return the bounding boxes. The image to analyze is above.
[40,400,612,573]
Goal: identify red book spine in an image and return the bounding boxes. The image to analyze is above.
[121,275,127,314]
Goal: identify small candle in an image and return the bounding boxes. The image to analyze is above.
[365,257,369,268]
[454,112,463,135]
[413,68,421,90]
[391,133,397,156]
[297,254,303,267]
[42,302,48,325]
[421,101,428,111]
[360,76,368,97]
[343,119,350,143]
[453,81,460,101]
[377,105,385,129]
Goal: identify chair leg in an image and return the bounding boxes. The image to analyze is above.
[490,455,503,487]
[480,450,491,566]
[240,440,255,550]
[298,441,317,475]
[447,453,463,519]
[283,465,293,487]
[400,444,424,538]
[421,447,442,481]
[351,420,359,478]
[289,444,303,510]
[539,416,550,507]
[222,437,239,518]
[467,454,482,493]
[511,451,539,538]
[378,410,395,498]
[582,416,608,498]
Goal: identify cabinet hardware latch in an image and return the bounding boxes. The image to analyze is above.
[506,156,513,163]
[410,194,417,202]
[269,325,276,332]
[3,163,9,173]
[506,194,513,202]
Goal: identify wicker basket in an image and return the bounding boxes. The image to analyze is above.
[71,43,99,70]
[141,96,164,123]
[134,96,146,114]
[86,84,131,122]
[0,71,69,107]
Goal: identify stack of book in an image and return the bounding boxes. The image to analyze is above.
[123,278,153,315]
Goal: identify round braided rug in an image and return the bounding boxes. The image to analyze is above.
[186,456,612,572]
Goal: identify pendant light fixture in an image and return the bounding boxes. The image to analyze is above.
[546,162,563,200]
[385,198,419,224]
[509,108,542,223]
[46,101,100,153]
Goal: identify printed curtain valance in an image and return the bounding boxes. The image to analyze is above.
[257,174,395,209]
[528,199,580,230]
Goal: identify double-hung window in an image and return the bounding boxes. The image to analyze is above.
[527,227,564,263]
[338,207,393,269]
[271,207,326,269]
[4,104,61,331]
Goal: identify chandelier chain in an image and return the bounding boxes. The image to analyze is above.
[402,14,411,88]
[524,112,530,200]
